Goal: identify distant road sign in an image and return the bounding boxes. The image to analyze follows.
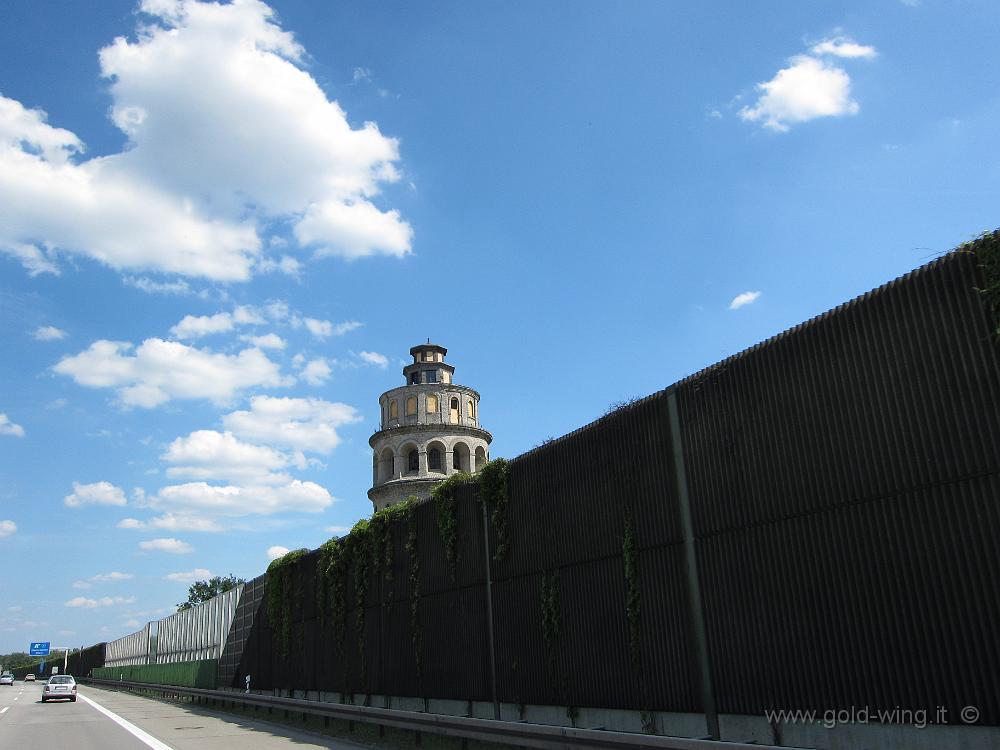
[29,642,50,656]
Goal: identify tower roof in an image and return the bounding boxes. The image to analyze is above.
[409,342,447,357]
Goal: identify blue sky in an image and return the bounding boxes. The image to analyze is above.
[1,0,997,653]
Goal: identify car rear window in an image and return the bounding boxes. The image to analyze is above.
[49,676,74,684]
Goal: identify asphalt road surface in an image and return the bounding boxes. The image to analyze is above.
[0,679,369,749]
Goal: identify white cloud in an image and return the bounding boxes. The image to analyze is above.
[54,337,291,408]
[729,291,762,310]
[325,525,350,535]
[1,0,412,281]
[139,537,194,554]
[303,318,332,337]
[169,312,235,339]
[302,358,332,386]
[46,398,69,410]
[222,395,360,453]
[153,480,332,516]
[358,350,388,368]
[738,39,873,132]
[295,200,412,260]
[0,520,16,538]
[810,36,878,59]
[331,320,363,336]
[124,276,193,295]
[242,333,285,350]
[73,571,134,589]
[0,413,25,437]
[117,513,224,533]
[65,596,136,608]
[266,545,290,561]
[164,568,212,583]
[65,480,127,508]
[33,325,67,341]
[162,429,293,484]
[123,619,140,628]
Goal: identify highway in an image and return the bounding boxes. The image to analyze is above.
[0,679,367,749]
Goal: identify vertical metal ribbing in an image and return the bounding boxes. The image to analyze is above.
[667,389,719,739]
[481,497,501,720]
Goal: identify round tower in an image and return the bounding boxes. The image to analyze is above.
[368,343,492,510]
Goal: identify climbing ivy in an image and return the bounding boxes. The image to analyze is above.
[972,230,1000,336]
[622,511,641,669]
[404,496,423,677]
[540,569,561,693]
[265,548,310,657]
[316,537,347,656]
[479,458,510,561]
[431,471,471,579]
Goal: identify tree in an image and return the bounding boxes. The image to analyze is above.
[177,574,245,611]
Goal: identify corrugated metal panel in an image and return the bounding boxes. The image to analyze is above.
[230,237,1000,724]
[105,623,151,667]
[157,584,242,664]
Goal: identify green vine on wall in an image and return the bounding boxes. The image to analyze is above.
[479,458,510,560]
[540,569,561,693]
[404,496,423,677]
[431,471,470,579]
[971,230,1000,336]
[622,511,641,670]
[265,548,309,657]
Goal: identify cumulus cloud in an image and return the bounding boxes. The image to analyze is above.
[242,333,285,350]
[33,325,67,341]
[117,514,224,532]
[358,350,388,368]
[0,520,16,538]
[738,37,875,132]
[267,545,290,561]
[303,318,332,337]
[1,0,411,281]
[152,480,332,516]
[73,571,134,589]
[222,395,360,453]
[302,358,332,386]
[139,537,194,554]
[729,291,762,310]
[0,413,25,437]
[810,36,878,59]
[65,596,136,608]
[54,337,291,408]
[164,568,212,583]
[739,57,858,132]
[65,481,127,508]
[162,429,294,484]
[169,312,235,340]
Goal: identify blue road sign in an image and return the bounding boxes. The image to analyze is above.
[29,642,50,656]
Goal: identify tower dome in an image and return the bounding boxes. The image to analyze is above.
[368,343,492,510]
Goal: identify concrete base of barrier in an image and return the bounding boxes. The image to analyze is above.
[211,687,1000,750]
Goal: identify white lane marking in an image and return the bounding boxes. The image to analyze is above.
[78,693,176,750]
[1,706,9,714]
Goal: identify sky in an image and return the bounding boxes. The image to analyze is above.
[1,0,998,654]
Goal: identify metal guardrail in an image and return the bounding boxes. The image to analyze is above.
[82,678,797,750]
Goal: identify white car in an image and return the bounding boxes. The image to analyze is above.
[41,674,77,702]
[0,671,13,686]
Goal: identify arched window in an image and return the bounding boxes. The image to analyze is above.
[408,449,419,473]
[389,400,398,419]
[427,394,438,413]
[429,448,442,471]
[450,397,459,424]
[468,400,476,419]
[406,396,417,416]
